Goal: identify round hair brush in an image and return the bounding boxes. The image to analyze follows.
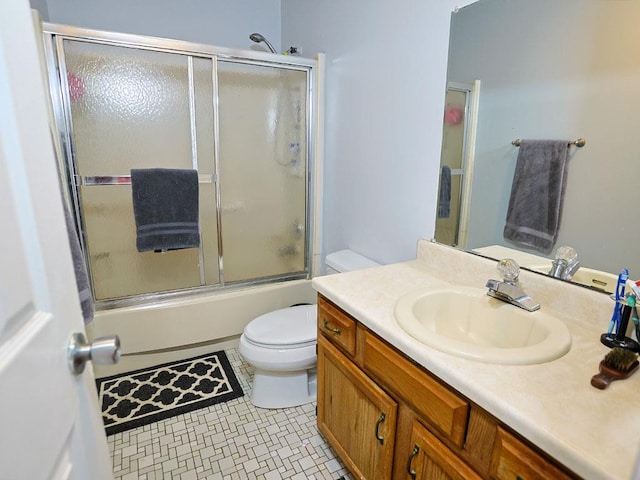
[591,347,639,390]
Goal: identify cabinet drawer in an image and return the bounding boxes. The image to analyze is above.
[318,296,356,356]
[490,427,576,480]
[362,331,469,448]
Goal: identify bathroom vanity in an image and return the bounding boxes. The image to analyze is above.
[317,295,575,479]
[312,240,640,480]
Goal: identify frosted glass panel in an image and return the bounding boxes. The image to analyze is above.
[81,186,201,300]
[217,62,308,282]
[200,184,220,286]
[194,57,215,174]
[193,57,220,285]
[62,41,219,299]
[64,41,193,174]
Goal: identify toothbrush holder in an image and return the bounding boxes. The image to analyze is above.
[600,333,640,352]
[601,302,640,352]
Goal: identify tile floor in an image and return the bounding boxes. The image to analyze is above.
[107,348,352,480]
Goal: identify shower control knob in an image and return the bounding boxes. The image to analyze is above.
[68,332,121,375]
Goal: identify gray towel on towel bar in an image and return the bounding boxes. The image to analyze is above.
[503,140,570,253]
[131,168,200,252]
[437,165,452,218]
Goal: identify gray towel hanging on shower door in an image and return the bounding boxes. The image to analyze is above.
[131,168,201,252]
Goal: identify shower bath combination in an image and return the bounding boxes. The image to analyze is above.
[44,24,317,306]
[249,32,277,54]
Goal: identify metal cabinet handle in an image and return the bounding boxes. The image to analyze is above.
[68,332,121,374]
[407,444,420,480]
[323,318,341,335]
[374,412,386,445]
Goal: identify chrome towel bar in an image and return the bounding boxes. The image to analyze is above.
[511,138,586,148]
[76,174,215,186]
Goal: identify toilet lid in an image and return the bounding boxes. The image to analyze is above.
[243,304,317,348]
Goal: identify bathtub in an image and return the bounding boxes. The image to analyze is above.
[87,279,316,377]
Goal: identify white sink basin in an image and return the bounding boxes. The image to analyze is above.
[394,286,571,365]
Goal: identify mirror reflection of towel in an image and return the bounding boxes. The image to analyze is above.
[503,140,570,253]
[131,168,200,252]
[437,165,451,218]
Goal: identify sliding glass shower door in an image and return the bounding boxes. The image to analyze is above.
[217,62,307,282]
[49,29,313,304]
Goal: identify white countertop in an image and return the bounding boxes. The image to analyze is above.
[312,240,640,480]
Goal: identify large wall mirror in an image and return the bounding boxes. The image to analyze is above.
[440,0,640,292]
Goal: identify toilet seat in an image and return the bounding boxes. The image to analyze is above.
[243,304,317,349]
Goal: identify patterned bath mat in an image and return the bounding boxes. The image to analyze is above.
[96,351,244,435]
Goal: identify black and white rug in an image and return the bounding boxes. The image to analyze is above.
[96,351,244,435]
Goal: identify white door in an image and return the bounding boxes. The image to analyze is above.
[0,0,112,478]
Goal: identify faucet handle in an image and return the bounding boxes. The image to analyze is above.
[549,246,579,280]
[555,246,578,265]
[497,258,520,283]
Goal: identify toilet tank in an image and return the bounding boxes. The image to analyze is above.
[325,249,380,274]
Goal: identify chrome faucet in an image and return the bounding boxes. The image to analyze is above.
[548,246,580,281]
[486,258,540,312]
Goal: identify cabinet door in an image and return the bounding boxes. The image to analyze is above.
[405,420,482,480]
[490,427,576,480]
[317,335,397,480]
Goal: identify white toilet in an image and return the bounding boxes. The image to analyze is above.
[239,249,380,409]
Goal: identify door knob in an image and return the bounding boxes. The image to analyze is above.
[68,332,121,374]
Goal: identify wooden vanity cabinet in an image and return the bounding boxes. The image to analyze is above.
[317,294,582,480]
[317,335,397,479]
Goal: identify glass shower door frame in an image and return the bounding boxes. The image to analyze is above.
[42,24,317,309]
[213,56,314,285]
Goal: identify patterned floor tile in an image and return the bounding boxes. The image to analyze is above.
[108,348,351,480]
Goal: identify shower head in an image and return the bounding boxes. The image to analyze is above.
[249,32,277,54]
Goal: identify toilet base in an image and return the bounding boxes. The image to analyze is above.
[250,368,317,409]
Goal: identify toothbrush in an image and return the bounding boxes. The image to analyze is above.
[633,304,640,343]
[608,268,629,335]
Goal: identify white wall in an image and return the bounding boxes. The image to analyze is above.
[449,0,640,275]
[40,0,281,52]
[282,0,474,265]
